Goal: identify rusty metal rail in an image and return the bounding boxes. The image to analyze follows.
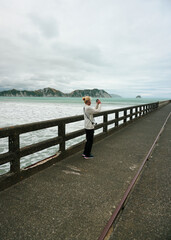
[0,101,161,176]
[98,110,171,240]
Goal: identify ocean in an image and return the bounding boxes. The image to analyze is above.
[0,97,166,175]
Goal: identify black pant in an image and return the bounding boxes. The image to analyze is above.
[83,129,94,157]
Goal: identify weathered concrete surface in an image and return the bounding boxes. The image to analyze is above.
[0,103,170,240]
[110,108,171,240]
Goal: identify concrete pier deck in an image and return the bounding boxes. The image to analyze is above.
[0,103,170,240]
[110,105,171,240]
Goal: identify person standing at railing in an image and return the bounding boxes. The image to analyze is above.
[82,96,101,159]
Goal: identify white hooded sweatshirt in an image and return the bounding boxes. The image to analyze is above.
[83,103,101,129]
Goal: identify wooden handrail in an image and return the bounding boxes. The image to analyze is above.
[0,102,161,175]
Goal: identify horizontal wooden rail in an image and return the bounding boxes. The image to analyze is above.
[20,136,62,158]
[65,129,85,141]
[0,152,14,165]
[0,116,84,137]
[0,101,162,175]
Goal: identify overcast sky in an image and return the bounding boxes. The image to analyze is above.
[0,0,171,98]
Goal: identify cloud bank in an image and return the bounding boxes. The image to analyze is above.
[0,0,171,98]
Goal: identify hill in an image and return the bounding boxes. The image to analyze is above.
[67,89,111,98]
[0,88,113,98]
[110,93,122,98]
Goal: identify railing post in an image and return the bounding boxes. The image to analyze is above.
[103,113,108,133]
[144,105,146,115]
[140,106,142,116]
[58,123,66,152]
[157,102,159,108]
[135,107,138,118]
[124,110,127,123]
[146,105,148,113]
[152,104,154,111]
[147,105,149,113]
[9,133,20,173]
[149,104,152,112]
[115,111,119,127]
[130,108,133,121]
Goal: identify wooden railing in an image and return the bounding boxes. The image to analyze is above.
[0,102,160,175]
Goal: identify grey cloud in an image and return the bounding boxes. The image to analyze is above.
[51,42,107,68]
[70,46,105,66]
[0,0,171,98]
[29,14,59,39]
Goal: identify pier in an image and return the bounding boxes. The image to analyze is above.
[0,101,170,240]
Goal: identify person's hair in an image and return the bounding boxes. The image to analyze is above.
[82,96,91,104]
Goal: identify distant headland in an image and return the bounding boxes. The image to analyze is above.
[0,88,121,98]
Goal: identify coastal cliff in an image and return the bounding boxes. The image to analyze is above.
[68,89,112,98]
[0,88,116,98]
